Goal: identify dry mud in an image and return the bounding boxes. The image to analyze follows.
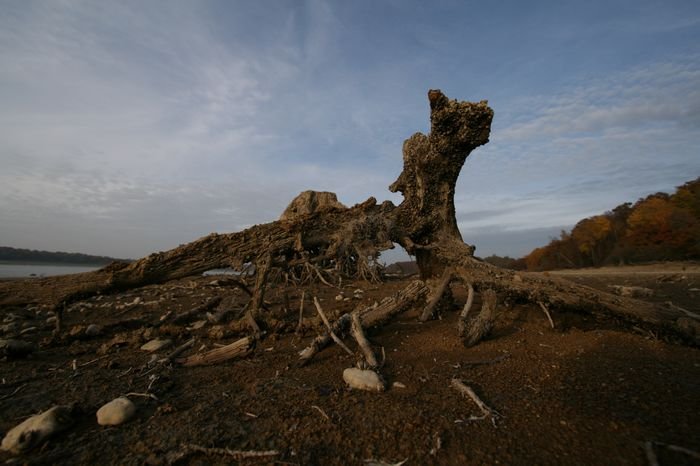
[1,265,699,465]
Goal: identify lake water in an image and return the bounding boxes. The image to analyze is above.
[0,263,102,278]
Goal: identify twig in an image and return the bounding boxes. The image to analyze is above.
[644,441,659,466]
[351,311,378,368]
[0,384,26,401]
[312,266,335,288]
[666,301,700,321]
[79,354,110,367]
[296,291,306,334]
[451,378,501,427]
[161,337,196,363]
[311,405,330,421]
[125,392,159,401]
[182,443,279,460]
[177,336,253,366]
[645,441,700,462]
[538,301,555,329]
[313,297,353,355]
[457,282,474,337]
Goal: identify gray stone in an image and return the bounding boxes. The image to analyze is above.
[85,324,102,337]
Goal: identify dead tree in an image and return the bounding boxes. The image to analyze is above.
[0,90,696,344]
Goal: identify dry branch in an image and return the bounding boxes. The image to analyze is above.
[171,297,222,324]
[182,443,279,460]
[351,311,378,368]
[177,336,253,366]
[451,378,501,427]
[313,297,354,356]
[538,302,555,329]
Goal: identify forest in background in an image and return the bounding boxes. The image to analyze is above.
[484,177,700,271]
[0,246,128,265]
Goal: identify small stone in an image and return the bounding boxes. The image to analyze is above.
[392,381,407,389]
[140,339,172,352]
[46,316,58,325]
[96,397,136,426]
[131,297,142,306]
[85,324,102,337]
[342,368,385,392]
[335,294,344,301]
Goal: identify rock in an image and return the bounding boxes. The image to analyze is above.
[85,324,102,337]
[342,368,385,392]
[140,339,172,352]
[392,381,407,389]
[1,404,79,454]
[96,397,136,426]
[46,316,58,326]
[0,339,35,358]
[335,294,344,301]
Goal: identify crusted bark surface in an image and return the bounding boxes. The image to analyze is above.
[0,90,696,343]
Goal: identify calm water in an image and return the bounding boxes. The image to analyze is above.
[0,263,102,278]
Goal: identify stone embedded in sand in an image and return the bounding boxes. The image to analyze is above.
[85,324,102,337]
[343,368,385,392]
[96,397,136,426]
[140,339,172,352]
[1,404,78,454]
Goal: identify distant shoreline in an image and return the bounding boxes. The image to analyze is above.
[0,260,109,267]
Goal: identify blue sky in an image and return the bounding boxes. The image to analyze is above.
[1,0,699,261]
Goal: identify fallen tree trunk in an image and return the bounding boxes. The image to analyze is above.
[0,90,696,345]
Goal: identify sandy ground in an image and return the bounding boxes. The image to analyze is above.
[1,264,699,465]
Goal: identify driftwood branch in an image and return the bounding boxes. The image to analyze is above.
[177,336,253,366]
[351,311,378,368]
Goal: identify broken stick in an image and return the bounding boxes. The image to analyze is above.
[351,311,378,368]
[313,297,354,356]
[538,301,555,329]
[451,378,501,427]
[177,336,253,367]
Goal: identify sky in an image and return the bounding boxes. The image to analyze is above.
[1,0,699,262]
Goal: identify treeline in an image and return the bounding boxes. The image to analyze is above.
[0,246,129,265]
[484,177,700,271]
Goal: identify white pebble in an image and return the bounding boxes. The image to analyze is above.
[96,397,136,426]
[343,368,385,392]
